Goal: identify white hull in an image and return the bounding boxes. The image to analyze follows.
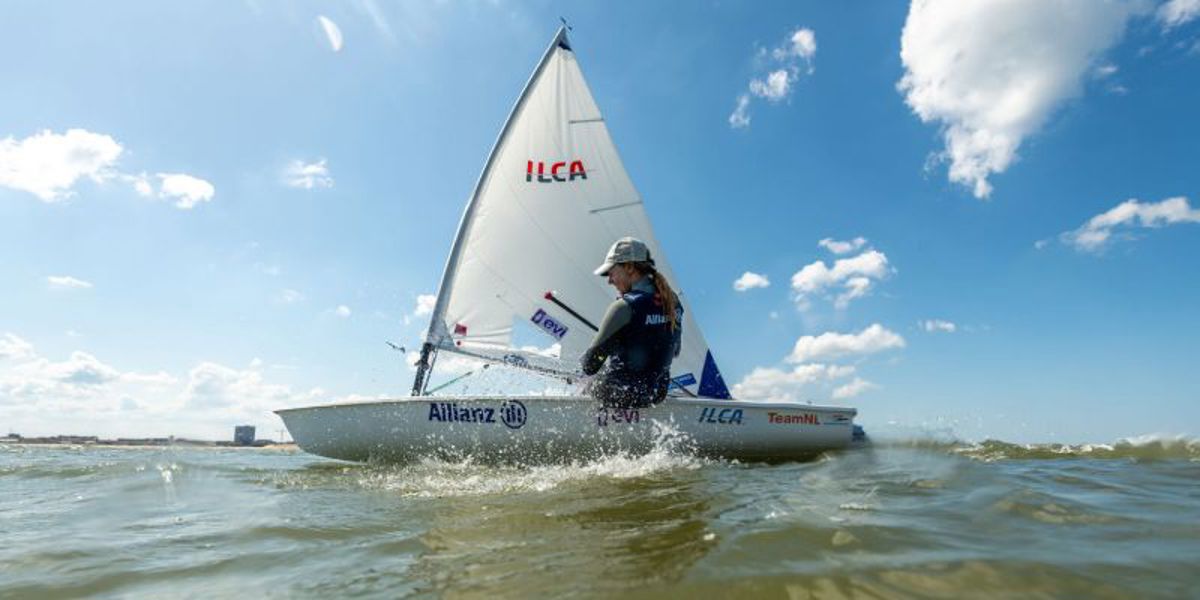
[276,396,860,464]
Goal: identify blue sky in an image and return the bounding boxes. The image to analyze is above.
[2,1,1198,443]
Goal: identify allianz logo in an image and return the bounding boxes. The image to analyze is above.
[698,407,743,425]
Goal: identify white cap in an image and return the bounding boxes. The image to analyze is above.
[594,237,653,276]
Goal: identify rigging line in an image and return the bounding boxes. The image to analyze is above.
[425,364,489,394]
[442,344,580,382]
[589,200,643,214]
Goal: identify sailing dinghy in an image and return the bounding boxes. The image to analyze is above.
[277,27,863,463]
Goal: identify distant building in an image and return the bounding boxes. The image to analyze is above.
[234,425,256,446]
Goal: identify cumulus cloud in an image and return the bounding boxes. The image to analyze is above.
[0,343,172,406]
[788,323,906,363]
[283,158,334,189]
[818,236,867,255]
[921,319,958,333]
[731,363,855,403]
[46,275,93,290]
[832,377,876,400]
[0,333,322,438]
[749,69,792,101]
[729,27,817,128]
[0,129,122,201]
[0,129,213,209]
[733,272,770,291]
[1158,0,1200,27]
[1060,196,1200,252]
[898,0,1144,198]
[774,27,817,66]
[413,294,437,316]
[157,173,214,209]
[316,15,344,52]
[335,305,352,318]
[791,249,892,309]
[0,333,36,361]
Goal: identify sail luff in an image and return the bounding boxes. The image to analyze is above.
[412,27,571,395]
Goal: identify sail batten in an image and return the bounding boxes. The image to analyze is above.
[415,27,730,399]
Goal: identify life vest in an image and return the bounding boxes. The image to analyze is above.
[608,282,680,379]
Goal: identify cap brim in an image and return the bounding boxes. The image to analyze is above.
[594,261,615,276]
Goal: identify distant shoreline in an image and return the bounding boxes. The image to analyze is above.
[1,435,297,451]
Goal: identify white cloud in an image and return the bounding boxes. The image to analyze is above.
[335,305,352,318]
[127,173,154,197]
[283,158,334,190]
[1060,196,1200,252]
[775,28,817,65]
[1158,0,1200,27]
[1093,63,1119,78]
[832,377,876,400]
[898,0,1144,198]
[729,94,752,129]
[733,272,770,291]
[157,173,214,209]
[0,333,35,361]
[791,249,892,309]
[0,129,122,201]
[749,69,792,101]
[921,319,957,333]
[787,323,906,363]
[731,363,855,403]
[729,27,817,128]
[278,289,305,304]
[413,294,436,316]
[1,129,213,208]
[818,236,867,255]
[183,362,305,410]
[46,275,93,290]
[316,15,344,52]
[0,333,322,439]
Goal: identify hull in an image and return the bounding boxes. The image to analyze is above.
[276,396,859,464]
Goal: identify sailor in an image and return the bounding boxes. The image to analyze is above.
[582,237,683,408]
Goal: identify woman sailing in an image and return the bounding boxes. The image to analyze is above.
[582,237,683,408]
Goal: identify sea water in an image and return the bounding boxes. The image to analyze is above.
[2,435,1198,599]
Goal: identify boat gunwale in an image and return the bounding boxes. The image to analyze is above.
[275,396,856,416]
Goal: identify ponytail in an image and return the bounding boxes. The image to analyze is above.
[631,261,679,332]
[652,271,679,332]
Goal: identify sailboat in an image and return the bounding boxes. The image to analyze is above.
[276,27,863,463]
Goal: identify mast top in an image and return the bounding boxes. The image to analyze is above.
[555,21,572,50]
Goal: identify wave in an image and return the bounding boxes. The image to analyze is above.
[877,433,1200,461]
[268,419,711,498]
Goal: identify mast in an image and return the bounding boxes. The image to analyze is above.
[411,26,573,396]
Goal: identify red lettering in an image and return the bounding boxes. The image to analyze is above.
[569,160,587,181]
[526,159,587,183]
[768,412,818,425]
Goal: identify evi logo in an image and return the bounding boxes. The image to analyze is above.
[526,160,587,183]
[531,309,568,340]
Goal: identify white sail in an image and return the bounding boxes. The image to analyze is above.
[421,27,730,399]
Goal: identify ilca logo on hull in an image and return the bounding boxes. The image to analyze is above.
[698,407,743,425]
